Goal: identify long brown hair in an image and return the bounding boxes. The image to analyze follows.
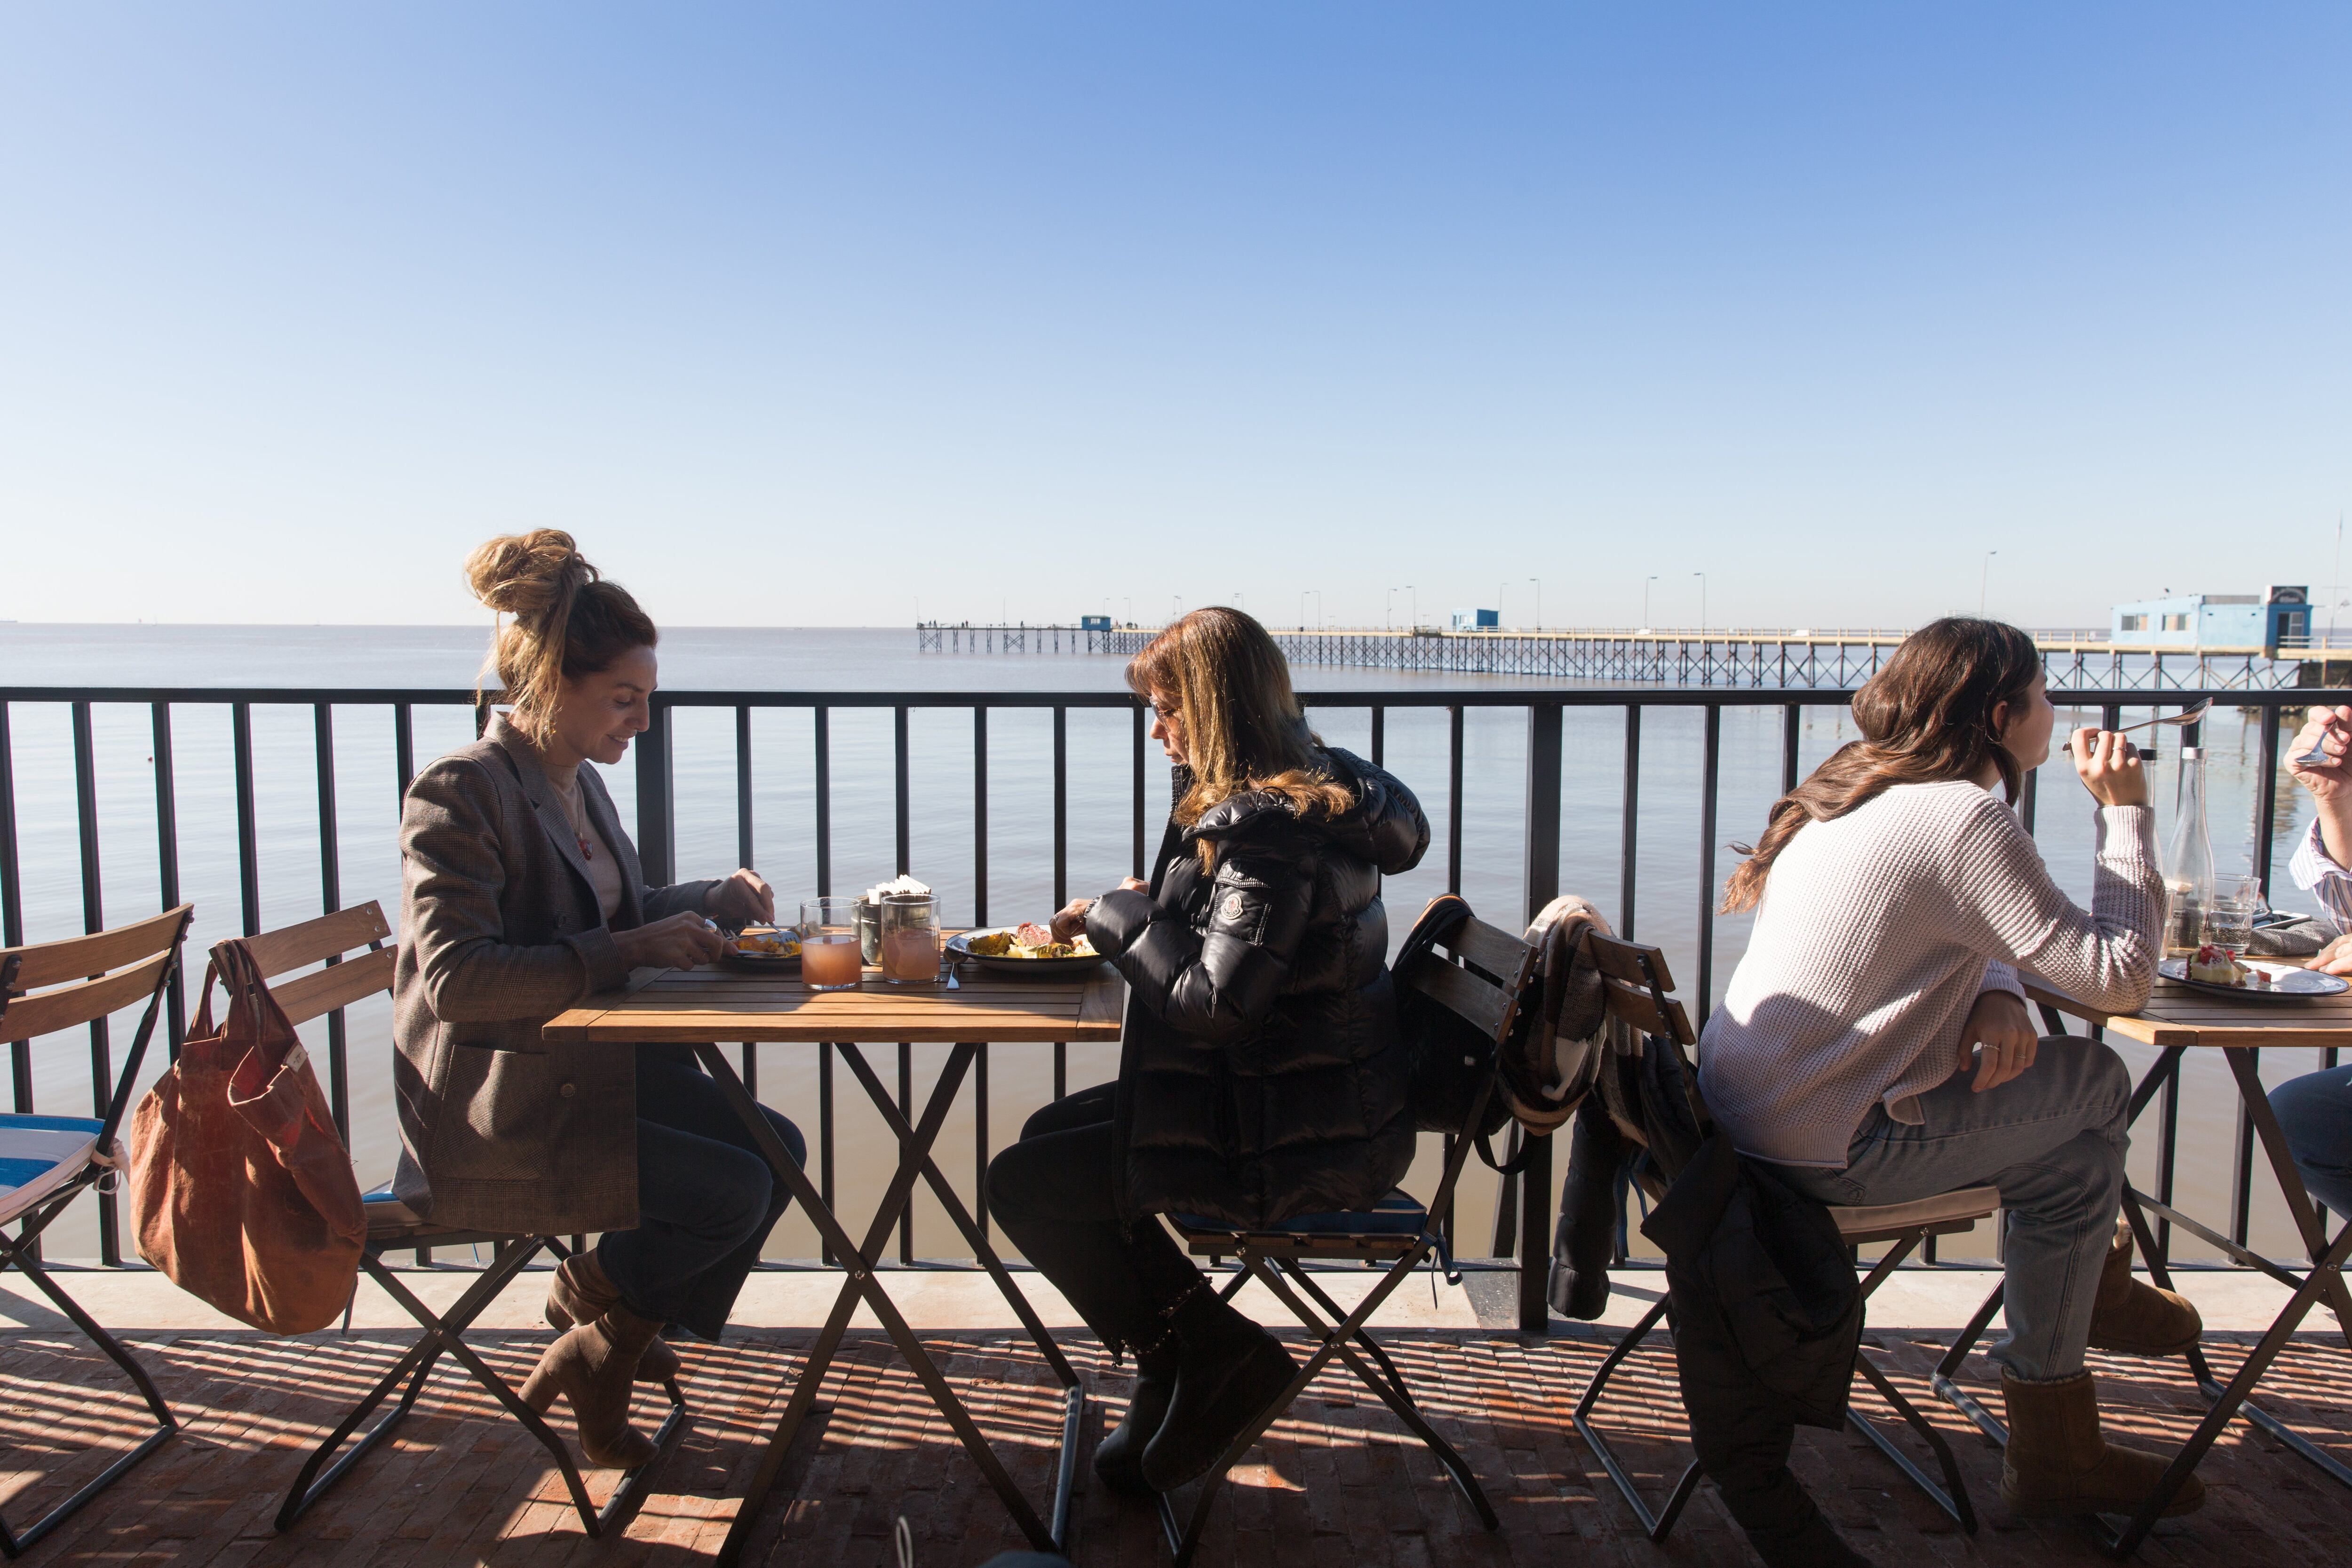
[463,530,658,744]
[1720,617,2044,912]
[1127,608,1355,841]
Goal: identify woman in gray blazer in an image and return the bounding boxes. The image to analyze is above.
[393,530,804,1470]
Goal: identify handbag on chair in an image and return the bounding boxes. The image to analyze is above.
[126,938,366,1333]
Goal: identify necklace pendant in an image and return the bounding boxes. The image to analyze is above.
[579,835,595,861]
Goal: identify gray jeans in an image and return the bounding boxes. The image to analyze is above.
[1768,1038,2132,1381]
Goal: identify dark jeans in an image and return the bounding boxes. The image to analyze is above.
[984,1082,1205,1358]
[596,1047,806,1340]
[2271,1065,2352,1219]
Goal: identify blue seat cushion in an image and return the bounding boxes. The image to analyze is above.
[0,1112,105,1226]
[361,1179,425,1232]
[1175,1188,1427,1239]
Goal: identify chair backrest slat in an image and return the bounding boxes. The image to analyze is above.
[3,903,193,995]
[1,949,174,1043]
[1403,953,1517,1042]
[1399,911,1536,1046]
[241,905,393,983]
[1585,931,1697,1048]
[269,947,397,1027]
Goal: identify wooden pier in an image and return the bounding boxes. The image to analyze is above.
[919,622,2343,691]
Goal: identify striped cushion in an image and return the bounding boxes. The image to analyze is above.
[0,1113,104,1226]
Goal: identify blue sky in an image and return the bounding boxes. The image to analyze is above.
[3,3,2346,630]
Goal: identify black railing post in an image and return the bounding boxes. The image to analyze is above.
[635,699,675,885]
[74,702,119,1264]
[814,707,832,896]
[2256,702,2282,895]
[0,702,17,951]
[152,702,184,1058]
[1052,707,1069,908]
[394,701,416,803]
[1780,702,1800,795]
[974,708,990,927]
[315,703,350,1142]
[1696,704,1721,1027]
[735,705,755,872]
[1446,705,1465,896]
[1620,705,1641,939]
[1519,702,1564,1333]
[1131,702,1146,880]
[233,700,261,935]
[894,706,911,876]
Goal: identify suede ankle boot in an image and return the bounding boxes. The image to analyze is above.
[1547,1168,1619,1320]
[1998,1369,2204,1518]
[1139,1288,1297,1493]
[1094,1347,1178,1497]
[2086,1216,2202,1357]
[544,1253,682,1383]
[521,1304,666,1470]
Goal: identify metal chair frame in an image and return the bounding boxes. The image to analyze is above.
[1928,999,2352,1560]
[0,906,192,1558]
[1567,933,1986,1540]
[223,905,686,1540]
[1152,908,1537,1567]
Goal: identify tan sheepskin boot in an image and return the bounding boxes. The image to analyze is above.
[1999,1370,2204,1519]
[2086,1215,2203,1357]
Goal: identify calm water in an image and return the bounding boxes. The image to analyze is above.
[0,623,2333,1266]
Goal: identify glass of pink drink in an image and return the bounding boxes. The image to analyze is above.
[800,899,864,990]
[880,894,943,984]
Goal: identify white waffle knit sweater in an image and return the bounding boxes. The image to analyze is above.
[1698,780,2161,1168]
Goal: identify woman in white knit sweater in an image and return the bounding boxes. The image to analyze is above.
[1703,617,2206,1521]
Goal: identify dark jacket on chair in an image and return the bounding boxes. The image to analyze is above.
[391,714,717,1234]
[1085,747,1430,1229]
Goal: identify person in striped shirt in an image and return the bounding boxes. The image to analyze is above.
[2273,704,2352,1221]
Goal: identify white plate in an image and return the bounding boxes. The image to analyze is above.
[2156,956,2350,1000]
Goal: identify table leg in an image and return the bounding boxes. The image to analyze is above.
[834,1043,1087,1548]
[687,1043,1057,1565]
[2224,1048,2352,1341]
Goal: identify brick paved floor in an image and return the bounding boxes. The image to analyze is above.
[1,1323,2347,1565]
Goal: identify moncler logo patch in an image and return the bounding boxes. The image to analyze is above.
[1221,891,1246,920]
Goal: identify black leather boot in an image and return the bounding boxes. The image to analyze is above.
[1093,1349,1177,1496]
[1138,1286,1297,1492]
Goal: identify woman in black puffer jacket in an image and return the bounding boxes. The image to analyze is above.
[985,608,1430,1500]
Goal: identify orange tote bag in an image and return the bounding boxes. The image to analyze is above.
[127,939,366,1334]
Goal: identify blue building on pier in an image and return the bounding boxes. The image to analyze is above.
[2109,586,2309,652]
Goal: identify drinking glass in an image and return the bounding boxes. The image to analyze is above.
[2203,875,2263,958]
[879,893,943,984]
[801,898,864,990]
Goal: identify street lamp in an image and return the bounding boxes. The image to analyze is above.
[1497,581,1508,629]
[1979,551,1997,616]
[1386,588,1397,630]
[1299,590,1310,629]
[1642,575,1659,629]
[1528,577,1541,632]
[1171,595,1183,623]
[1693,572,1707,636]
[1406,585,1417,630]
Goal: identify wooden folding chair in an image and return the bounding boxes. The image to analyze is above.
[1569,931,1991,1539]
[0,903,193,1557]
[258,905,685,1539]
[1156,907,1538,1567]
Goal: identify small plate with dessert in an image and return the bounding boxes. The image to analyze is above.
[2157,947,2350,1000]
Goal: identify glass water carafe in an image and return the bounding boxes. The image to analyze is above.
[2161,744,2216,959]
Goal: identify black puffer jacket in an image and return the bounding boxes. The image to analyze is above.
[1085,748,1430,1228]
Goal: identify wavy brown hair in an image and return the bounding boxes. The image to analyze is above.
[1720,617,2045,913]
[1127,608,1354,846]
[463,530,658,744]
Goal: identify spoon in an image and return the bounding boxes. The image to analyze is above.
[2106,700,2212,736]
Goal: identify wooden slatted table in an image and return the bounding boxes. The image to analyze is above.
[546,956,1126,1565]
[1935,973,2352,1556]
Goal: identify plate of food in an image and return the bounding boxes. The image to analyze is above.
[722,926,803,973]
[947,923,1109,978]
[2157,947,2350,1000]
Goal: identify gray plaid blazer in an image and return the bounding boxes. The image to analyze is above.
[391,714,715,1234]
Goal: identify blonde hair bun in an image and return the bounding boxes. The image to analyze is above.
[464,529,596,622]
[462,530,656,744]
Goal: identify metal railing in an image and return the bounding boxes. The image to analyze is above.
[1,682,2340,1334]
